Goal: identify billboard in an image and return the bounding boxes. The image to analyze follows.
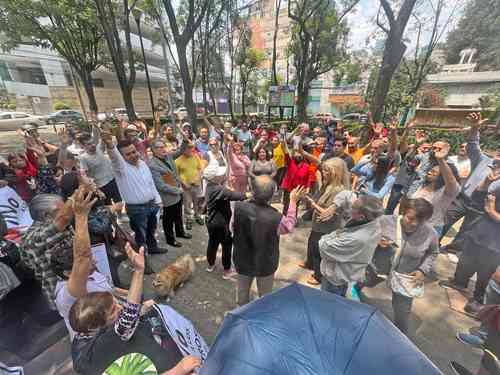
[269,85,295,107]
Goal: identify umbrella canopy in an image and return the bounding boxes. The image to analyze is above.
[200,283,442,375]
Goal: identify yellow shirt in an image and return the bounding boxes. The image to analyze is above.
[175,155,202,186]
[273,144,285,169]
[346,145,368,163]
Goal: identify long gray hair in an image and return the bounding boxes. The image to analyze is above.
[356,195,384,222]
[29,194,63,221]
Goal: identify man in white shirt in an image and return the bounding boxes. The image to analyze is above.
[79,133,122,205]
[102,132,164,274]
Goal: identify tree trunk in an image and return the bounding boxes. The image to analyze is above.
[370,37,406,122]
[227,86,234,121]
[296,83,309,122]
[208,83,217,114]
[241,82,247,116]
[79,70,98,114]
[271,0,282,85]
[177,45,197,130]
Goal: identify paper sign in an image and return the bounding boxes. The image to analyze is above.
[91,243,113,287]
[154,304,209,364]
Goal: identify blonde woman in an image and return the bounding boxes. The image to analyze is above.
[299,158,351,285]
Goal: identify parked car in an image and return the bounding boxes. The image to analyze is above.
[46,109,83,124]
[0,112,46,131]
[343,113,368,124]
[113,108,139,121]
[174,106,188,119]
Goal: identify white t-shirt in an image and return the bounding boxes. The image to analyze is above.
[0,186,33,232]
[54,271,112,340]
[411,182,460,228]
[79,144,114,188]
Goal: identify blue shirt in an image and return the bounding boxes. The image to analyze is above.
[195,139,209,157]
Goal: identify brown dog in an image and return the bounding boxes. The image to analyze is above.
[152,254,195,299]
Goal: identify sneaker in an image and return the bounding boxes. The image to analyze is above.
[439,279,468,293]
[464,300,483,317]
[206,264,215,273]
[222,269,236,280]
[456,332,485,349]
[449,361,474,375]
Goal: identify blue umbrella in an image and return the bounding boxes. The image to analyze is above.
[200,283,442,375]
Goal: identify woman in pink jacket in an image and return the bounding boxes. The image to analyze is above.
[227,139,251,193]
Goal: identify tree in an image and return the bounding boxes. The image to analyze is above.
[288,0,358,122]
[271,0,283,85]
[237,47,265,116]
[0,0,105,114]
[397,0,461,122]
[333,58,362,86]
[446,0,500,70]
[161,0,223,129]
[370,0,418,122]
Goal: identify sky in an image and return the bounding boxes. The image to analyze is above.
[346,0,468,53]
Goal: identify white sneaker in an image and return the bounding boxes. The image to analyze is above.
[206,265,215,273]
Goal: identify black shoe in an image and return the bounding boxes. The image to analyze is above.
[450,361,473,375]
[177,233,192,239]
[167,241,183,248]
[149,247,168,254]
[195,216,204,226]
[144,258,154,275]
[185,222,192,230]
[439,279,468,293]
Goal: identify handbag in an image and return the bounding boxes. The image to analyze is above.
[389,216,424,299]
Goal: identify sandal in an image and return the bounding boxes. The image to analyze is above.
[306,275,320,286]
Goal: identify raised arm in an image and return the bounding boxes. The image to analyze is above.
[114,244,145,341]
[278,186,305,235]
[399,120,416,155]
[466,112,488,170]
[298,142,320,164]
[434,142,459,195]
[102,130,125,174]
[67,187,98,299]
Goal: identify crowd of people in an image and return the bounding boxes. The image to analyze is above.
[0,110,499,374]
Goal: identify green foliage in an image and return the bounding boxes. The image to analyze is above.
[445,0,500,70]
[103,353,157,375]
[479,84,500,121]
[53,100,72,110]
[334,59,362,86]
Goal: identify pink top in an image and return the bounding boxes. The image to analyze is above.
[227,145,251,177]
[277,202,297,235]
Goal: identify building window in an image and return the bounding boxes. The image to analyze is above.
[92,78,104,88]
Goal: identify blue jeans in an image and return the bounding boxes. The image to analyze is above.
[321,278,348,297]
[126,203,160,252]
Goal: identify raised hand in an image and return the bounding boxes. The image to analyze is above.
[57,128,72,146]
[71,186,98,216]
[126,244,145,273]
[432,141,450,160]
[290,185,306,205]
[101,130,114,148]
[466,112,489,128]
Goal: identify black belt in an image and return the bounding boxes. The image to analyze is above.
[126,200,157,208]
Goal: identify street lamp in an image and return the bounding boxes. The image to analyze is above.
[132,8,156,121]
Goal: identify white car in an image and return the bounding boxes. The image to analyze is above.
[174,106,188,119]
[0,112,46,131]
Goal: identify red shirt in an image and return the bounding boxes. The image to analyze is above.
[281,155,312,192]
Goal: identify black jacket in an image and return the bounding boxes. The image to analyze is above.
[205,183,245,227]
[233,201,283,277]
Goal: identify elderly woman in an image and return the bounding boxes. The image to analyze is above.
[301,158,350,285]
[227,138,251,193]
[204,164,250,279]
[379,198,439,335]
[319,195,384,297]
[69,245,201,375]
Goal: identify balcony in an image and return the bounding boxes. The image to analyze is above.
[3,81,50,98]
